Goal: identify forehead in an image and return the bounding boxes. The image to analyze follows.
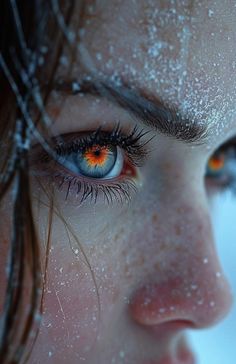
[67,0,236,139]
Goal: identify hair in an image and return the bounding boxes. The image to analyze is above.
[0,1,83,363]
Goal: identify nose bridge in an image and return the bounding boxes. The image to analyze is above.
[129,195,233,329]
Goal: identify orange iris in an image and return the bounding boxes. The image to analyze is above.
[208,154,225,172]
[84,145,110,168]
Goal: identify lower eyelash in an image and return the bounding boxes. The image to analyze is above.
[54,173,138,205]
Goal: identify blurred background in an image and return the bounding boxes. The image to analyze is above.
[189,193,236,364]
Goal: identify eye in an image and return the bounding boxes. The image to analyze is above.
[58,144,123,179]
[32,123,152,204]
[205,139,236,192]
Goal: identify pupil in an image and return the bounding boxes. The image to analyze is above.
[94,149,101,157]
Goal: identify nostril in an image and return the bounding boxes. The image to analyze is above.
[159,320,196,330]
[145,320,196,342]
[149,320,196,334]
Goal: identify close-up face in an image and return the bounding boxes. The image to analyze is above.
[1,1,236,364]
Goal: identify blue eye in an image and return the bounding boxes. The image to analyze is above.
[79,145,117,178]
[32,123,152,204]
[58,144,123,179]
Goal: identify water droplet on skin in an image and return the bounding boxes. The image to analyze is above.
[119,350,125,359]
[96,52,102,61]
[208,9,214,18]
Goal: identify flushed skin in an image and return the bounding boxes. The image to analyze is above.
[1,1,235,364]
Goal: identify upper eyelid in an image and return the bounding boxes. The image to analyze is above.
[53,124,152,166]
[30,122,153,168]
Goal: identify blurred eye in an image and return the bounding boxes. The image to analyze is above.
[205,139,236,192]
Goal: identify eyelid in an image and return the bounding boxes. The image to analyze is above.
[53,123,152,166]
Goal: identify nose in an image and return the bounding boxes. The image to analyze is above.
[129,199,233,330]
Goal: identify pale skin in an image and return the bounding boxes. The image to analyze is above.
[1,1,236,363]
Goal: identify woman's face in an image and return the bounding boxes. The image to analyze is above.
[5,1,236,363]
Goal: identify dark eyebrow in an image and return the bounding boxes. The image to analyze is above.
[54,78,208,144]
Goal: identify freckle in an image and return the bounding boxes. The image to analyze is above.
[163,162,172,171]
[114,227,125,243]
[174,224,181,236]
[121,248,128,257]
[124,266,133,279]
[49,106,61,119]
[140,43,148,52]
[114,233,119,242]
[136,255,145,266]
[154,262,161,272]
[158,241,167,252]
[152,213,158,223]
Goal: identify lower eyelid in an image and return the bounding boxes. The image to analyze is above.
[51,173,138,204]
[31,155,141,205]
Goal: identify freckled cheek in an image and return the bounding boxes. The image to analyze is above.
[32,244,119,360]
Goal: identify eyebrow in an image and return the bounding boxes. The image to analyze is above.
[54,78,208,144]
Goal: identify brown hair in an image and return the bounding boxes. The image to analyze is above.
[0,1,79,362]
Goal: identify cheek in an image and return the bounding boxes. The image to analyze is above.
[31,241,119,363]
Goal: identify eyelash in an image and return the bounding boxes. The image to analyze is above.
[36,123,152,204]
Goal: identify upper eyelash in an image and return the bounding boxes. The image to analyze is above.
[54,122,153,167]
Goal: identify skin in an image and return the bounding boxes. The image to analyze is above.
[1,1,236,363]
